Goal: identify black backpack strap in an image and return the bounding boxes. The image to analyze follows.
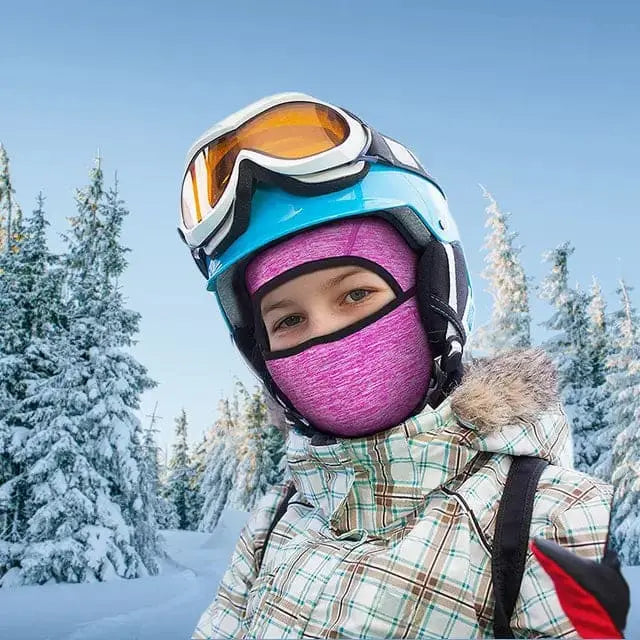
[492,456,549,638]
[258,481,297,571]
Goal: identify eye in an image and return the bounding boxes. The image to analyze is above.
[274,314,303,332]
[345,289,372,303]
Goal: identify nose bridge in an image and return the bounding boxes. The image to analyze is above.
[306,295,346,341]
[305,285,398,343]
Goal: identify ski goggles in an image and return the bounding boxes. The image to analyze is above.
[178,92,439,275]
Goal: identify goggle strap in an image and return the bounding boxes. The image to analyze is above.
[368,130,396,166]
[367,130,446,199]
[209,161,257,260]
[191,246,209,279]
[240,159,370,197]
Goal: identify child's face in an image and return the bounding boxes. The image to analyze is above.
[260,265,396,351]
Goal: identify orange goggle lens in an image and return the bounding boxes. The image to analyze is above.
[181,102,350,230]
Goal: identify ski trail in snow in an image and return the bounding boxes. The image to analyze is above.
[59,532,235,640]
[62,568,214,640]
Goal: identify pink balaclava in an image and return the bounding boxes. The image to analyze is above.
[245,217,432,438]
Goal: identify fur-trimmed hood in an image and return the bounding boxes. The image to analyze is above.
[450,348,561,434]
[449,348,573,468]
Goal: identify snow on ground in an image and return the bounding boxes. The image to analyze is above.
[0,512,639,639]
[0,509,249,640]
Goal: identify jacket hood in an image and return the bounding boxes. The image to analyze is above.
[450,348,562,435]
[280,348,574,536]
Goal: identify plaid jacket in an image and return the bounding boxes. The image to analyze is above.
[193,352,612,639]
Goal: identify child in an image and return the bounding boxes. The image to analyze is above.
[180,94,629,638]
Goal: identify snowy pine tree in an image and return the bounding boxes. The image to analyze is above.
[0,193,64,579]
[187,434,208,530]
[230,384,286,511]
[1,159,160,585]
[142,405,178,530]
[144,427,178,530]
[81,166,161,574]
[228,383,261,510]
[0,144,16,253]
[609,463,640,566]
[595,282,640,480]
[0,148,26,447]
[264,420,288,486]
[198,396,240,532]
[604,282,640,564]
[587,279,608,389]
[540,243,592,471]
[474,188,531,355]
[141,424,160,523]
[579,278,612,477]
[165,409,198,530]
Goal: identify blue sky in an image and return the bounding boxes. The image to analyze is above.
[2,0,639,453]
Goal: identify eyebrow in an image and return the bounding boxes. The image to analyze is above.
[323,267,365,290]
[261,267,367,316]
[262,297,297,315]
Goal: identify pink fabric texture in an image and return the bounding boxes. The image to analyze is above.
[244,216,432,437]
[245,217,416,295]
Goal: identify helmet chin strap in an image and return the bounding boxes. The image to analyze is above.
[277,391,316,438]
[422,338,465,410]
